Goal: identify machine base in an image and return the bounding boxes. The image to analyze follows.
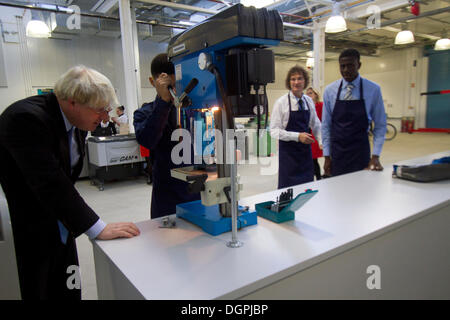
[176,200,257,236]
[88,162,145,191]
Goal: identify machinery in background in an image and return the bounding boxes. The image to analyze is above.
[87,134,145,191]
[167,4,283,239]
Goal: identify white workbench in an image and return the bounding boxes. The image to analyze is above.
[92,152,450,299]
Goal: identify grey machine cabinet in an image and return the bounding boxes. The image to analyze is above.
[87,134,146,190]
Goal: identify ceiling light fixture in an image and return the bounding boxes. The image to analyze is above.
[434,38,450,51]
[434,31,450,51]
[325,1,347,33]
[26,10,51,38]
[395,23,414,45]
[395,30,414,45]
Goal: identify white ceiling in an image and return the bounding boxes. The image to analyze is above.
[1,0,449,58]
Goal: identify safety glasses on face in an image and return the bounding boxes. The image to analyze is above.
[91,106,112,115]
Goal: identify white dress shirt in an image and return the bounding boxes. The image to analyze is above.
[270,91,322,144]
[117,113,128,125]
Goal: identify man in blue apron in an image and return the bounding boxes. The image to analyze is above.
[322,49,387,177]
[133,54,200,220]
[270,66,322,189]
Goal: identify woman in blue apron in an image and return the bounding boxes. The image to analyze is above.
[270,66,322,189]
[330,77,370,176]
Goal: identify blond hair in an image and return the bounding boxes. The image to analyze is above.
[306,87,321,101]
[54,65,119,110]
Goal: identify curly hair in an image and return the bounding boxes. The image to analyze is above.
[285,65,310,90]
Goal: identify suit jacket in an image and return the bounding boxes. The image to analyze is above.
[0,93,99,299]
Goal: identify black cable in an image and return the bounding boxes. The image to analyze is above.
[255,84,261,157]
[264,85,269,130]
[208,64,235,130]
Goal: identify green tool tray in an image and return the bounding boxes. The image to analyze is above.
[255,189,318,223]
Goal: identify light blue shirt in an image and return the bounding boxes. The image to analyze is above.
[322,74,386,157]
[59,107,106,239]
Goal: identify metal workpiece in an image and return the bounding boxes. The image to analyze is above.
[227,138,243,249]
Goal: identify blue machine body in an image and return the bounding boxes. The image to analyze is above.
[174,36,279,164]
[168,3,283,236]
[171,36,280,110]
[176,200,257,236]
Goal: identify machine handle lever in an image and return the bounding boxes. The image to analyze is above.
[172,78,199,108]
[186,173,208,193]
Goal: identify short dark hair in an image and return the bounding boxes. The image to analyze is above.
[117,106,124,112]
[285,65,310,90]
[339,48,360,62]
[151,53,175,78]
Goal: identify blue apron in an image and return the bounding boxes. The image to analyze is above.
[150,104,200,219]
[278,93,314,189]
[330,78,370,176]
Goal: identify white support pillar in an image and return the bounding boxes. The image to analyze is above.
[131,4,142,109]
[417,50,428,129]
[402,48,419,125]
[313,21,325,96]
[119,0,140,133]
[16,15,33,98]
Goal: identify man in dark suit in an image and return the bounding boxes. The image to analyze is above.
[0,65,140,300]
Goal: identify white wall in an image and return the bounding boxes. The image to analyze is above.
[0,8,167,115]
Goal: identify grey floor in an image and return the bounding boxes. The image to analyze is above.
[75,132,450,300]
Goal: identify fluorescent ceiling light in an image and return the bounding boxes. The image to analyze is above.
[240,0,276,8]
[178,20,195,26]
[26,20,51,38]
[395,30,414,45]
[434,38,450,51]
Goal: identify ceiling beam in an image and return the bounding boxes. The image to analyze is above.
[91,0,119,15]
[342,6,450,38]
[283,22,314,30]
[137,0,219,15]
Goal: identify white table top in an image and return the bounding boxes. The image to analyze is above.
[93,151,450,299]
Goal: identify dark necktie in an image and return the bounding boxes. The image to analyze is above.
[67,127,74,164]
[298,98,304,111]
[57,127,74,245]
